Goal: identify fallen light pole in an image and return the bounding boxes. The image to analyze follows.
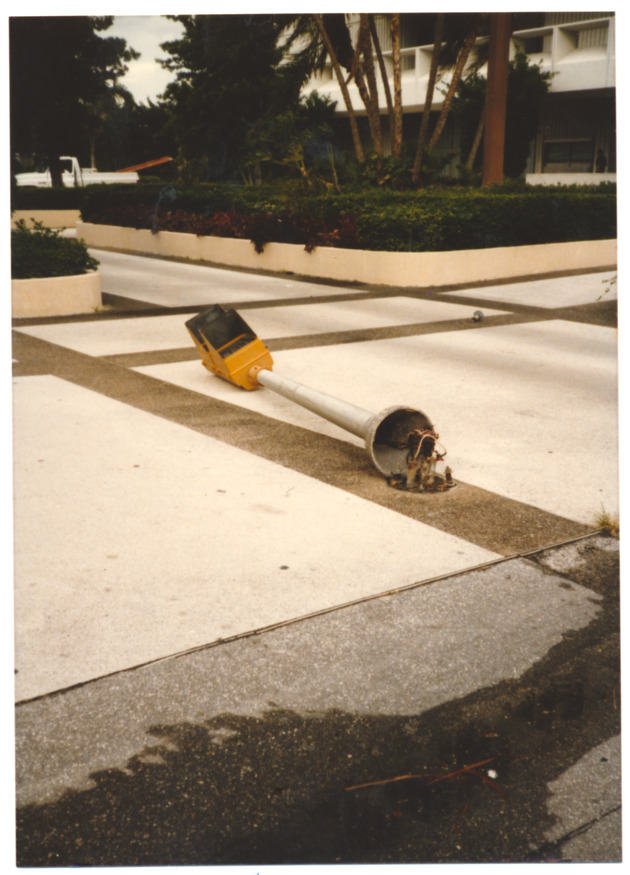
[186,305,454,491]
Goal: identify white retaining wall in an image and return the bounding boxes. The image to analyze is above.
[526,173,616,187]
[12,272,102,318]
[12,210,82,230]
[76,222,617,289]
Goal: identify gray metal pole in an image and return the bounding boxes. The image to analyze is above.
[254,368,434,477]
[255,368,374,438]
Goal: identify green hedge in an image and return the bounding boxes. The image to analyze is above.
[10,176,165,211]
[11,220,100,279]
[354,190,617,251]
[75,182,618,253]
[11,185,86,210]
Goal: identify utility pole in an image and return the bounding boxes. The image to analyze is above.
[482,13,511,186]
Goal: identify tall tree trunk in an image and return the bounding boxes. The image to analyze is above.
[412,12,444,182]
[312,14,364,163]
[482,12,511,186]
[369,14,396,155]
[357,13,383,166]
[428,15,483,152]
[48,154,64,188]
[390,13,403,158]
[466,113,485,168]
[346,23,373,124]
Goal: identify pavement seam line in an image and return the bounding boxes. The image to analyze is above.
[14,530,604,707]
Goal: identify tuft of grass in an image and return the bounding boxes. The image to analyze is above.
[597,274,617,301]
[594,506,619,538]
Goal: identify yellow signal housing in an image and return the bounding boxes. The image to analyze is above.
[185,305,273,390]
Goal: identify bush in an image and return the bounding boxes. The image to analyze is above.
[10,178,164,212]
[78,181,617,253]
[11,220,100,279]
[11,185,86,211]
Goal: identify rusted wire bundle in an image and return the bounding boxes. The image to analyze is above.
[387,427,454,492]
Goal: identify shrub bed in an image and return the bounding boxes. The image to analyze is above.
[11,219,99,279]
[77,182,619,253]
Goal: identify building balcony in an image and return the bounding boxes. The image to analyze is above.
[305,14,615,115]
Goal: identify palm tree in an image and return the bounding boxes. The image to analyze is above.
[412,12,444,182]
[356,13,383,166]
[465,113,485,169]
[311,13,365,163]
[390,14,403,158]
[287,14,403,168]
[427,13,485,152]
[368,14,398,157]
[411,13,488,183]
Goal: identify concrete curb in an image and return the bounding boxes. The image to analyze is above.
[76,221,617,289]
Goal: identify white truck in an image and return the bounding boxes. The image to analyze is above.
[15,156,139,187]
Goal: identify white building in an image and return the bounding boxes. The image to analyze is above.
[304,12,616,182]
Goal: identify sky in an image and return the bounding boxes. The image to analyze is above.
[107,14,183,104]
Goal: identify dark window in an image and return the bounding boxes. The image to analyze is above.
[543,140,594,172]
[521,35,544,54]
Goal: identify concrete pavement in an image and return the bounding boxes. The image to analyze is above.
[11,249,620,865]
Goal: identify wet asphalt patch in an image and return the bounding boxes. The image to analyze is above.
[15,535,619,866]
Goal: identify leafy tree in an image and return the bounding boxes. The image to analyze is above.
[10,16,138,185]
[503,51,552,178]
[83,83,136,171]
[159,14,317,182]
[243,91,338,188]
[120,100,179,175]
[453,51,551,179]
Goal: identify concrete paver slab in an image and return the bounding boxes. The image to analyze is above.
[445,270,617,308]
[94,248,375,306]
[15,297,508,357]
[137,318,618,525]
[237,297,508,338]
[13,374,499,701]
[17,313,195,356]
[16,553,601,809]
